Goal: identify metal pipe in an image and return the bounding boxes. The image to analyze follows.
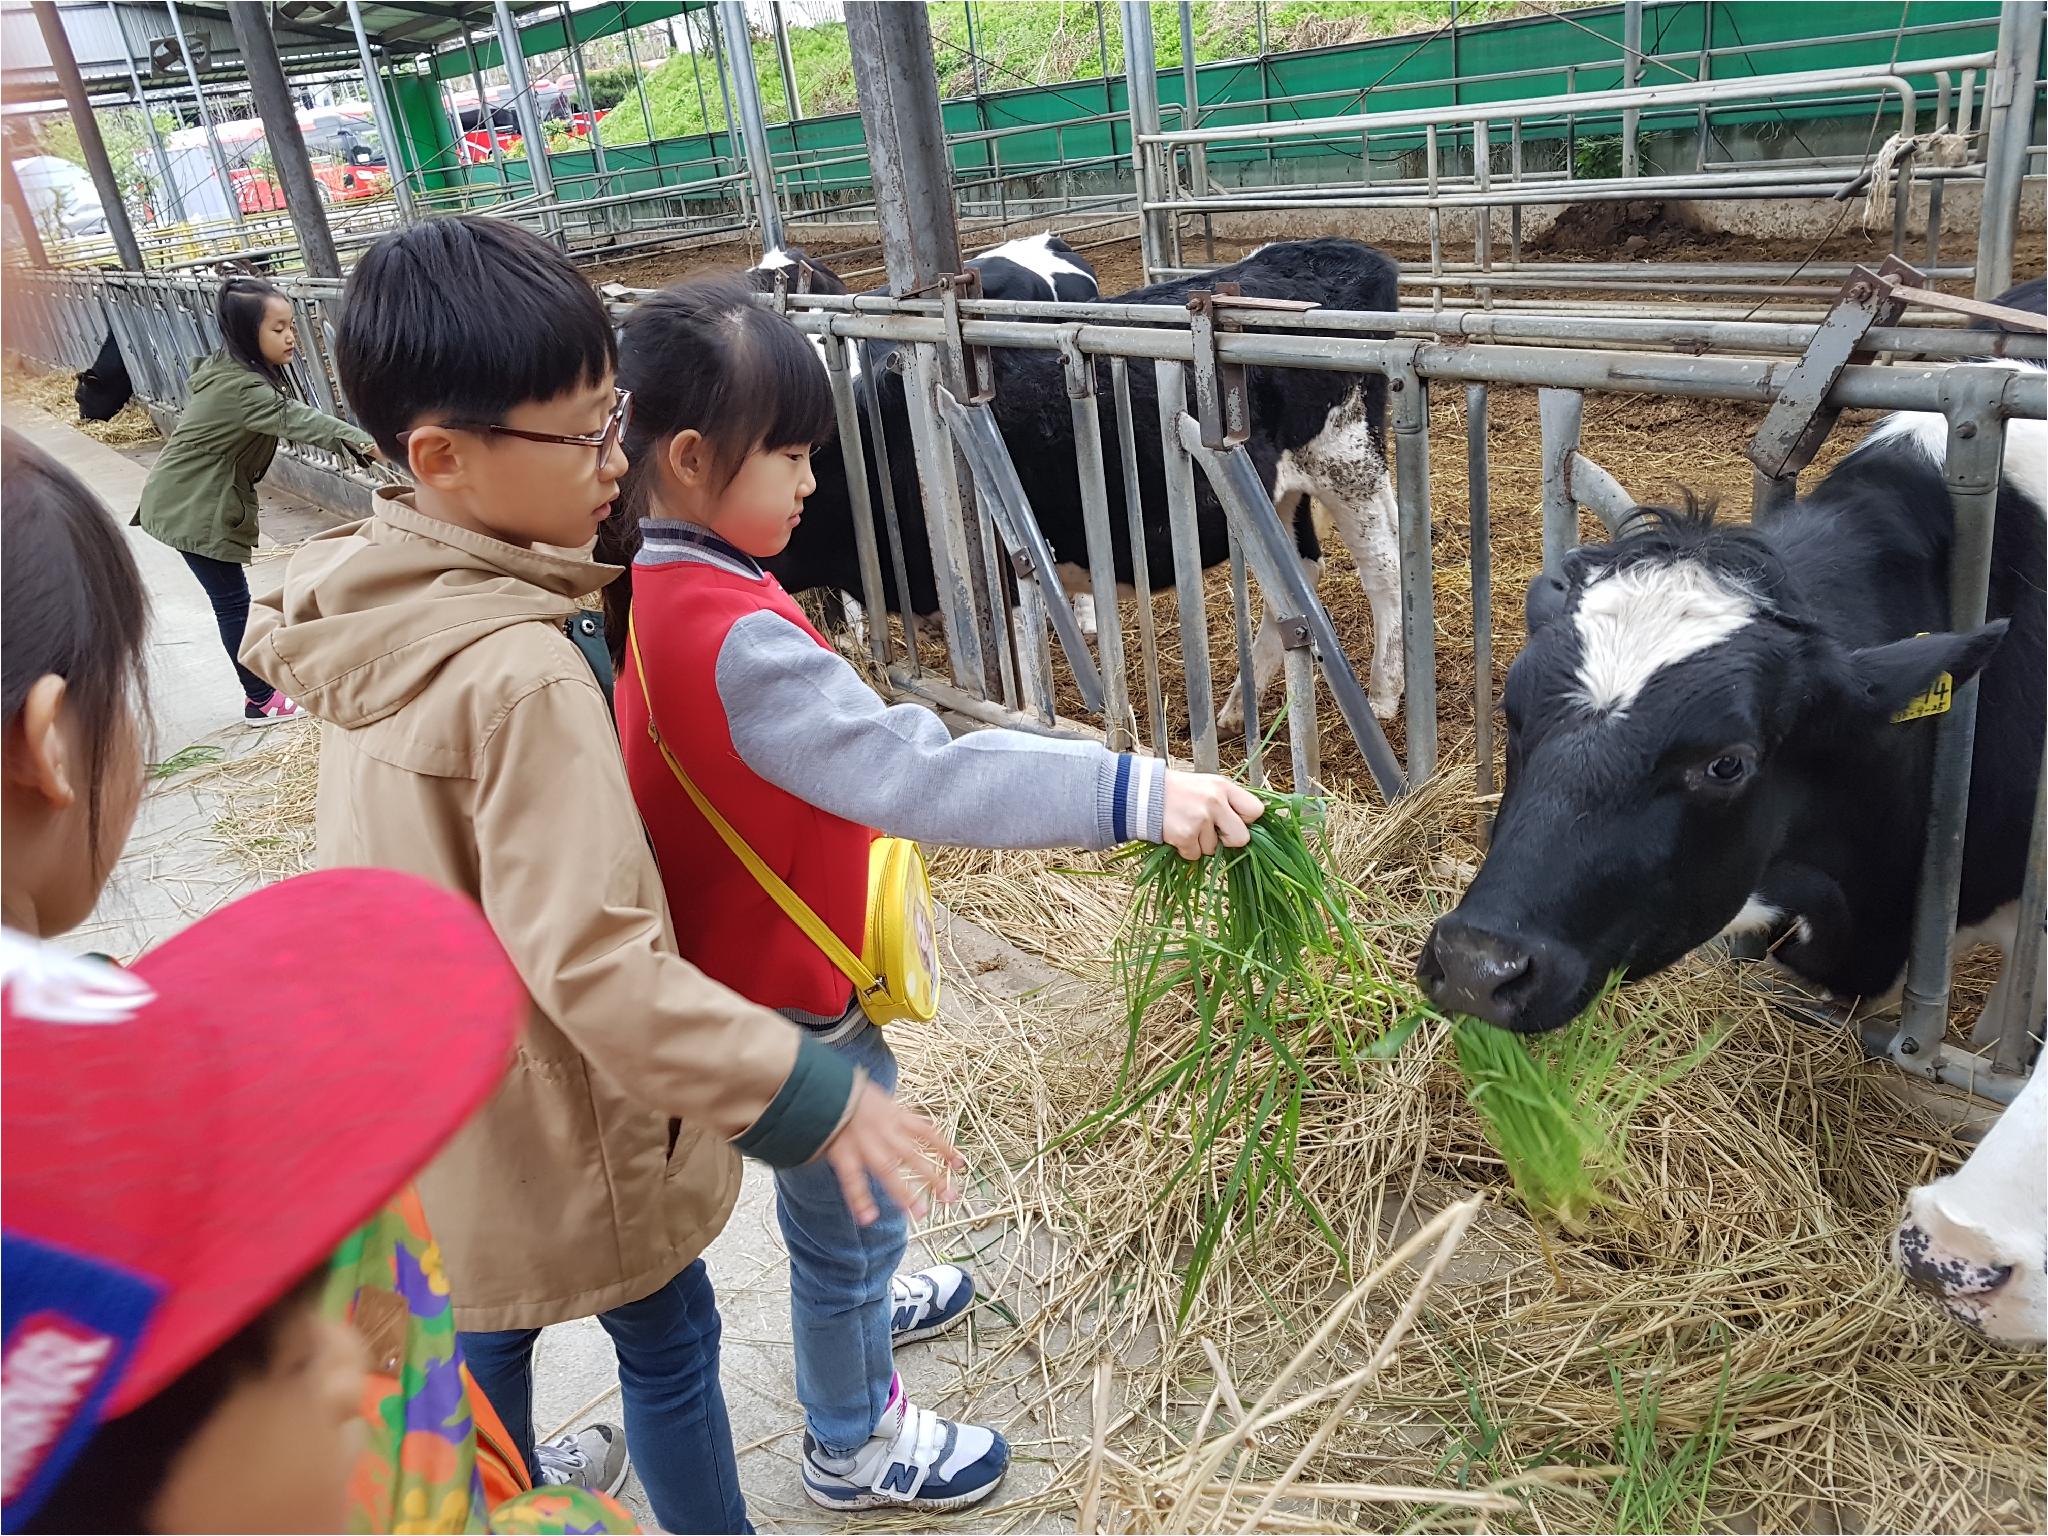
[229,1,341,277]
[1121,0,1170,282]
[704,4,742,190]
[1896,375,2012,1065]
[345,3,418,226]
[1062,335,1136,749]
[562,2,609,196]
[717,0,784,250]
[1,154,49,266]
[1113,357,1169,757]
[1995,754,2047,1075]
[619,5,658,151]
[163,0,246,232]
[1178,1,1212,261]
[492,0,553,222]
[1467,383,1495,840]
[1229,537,1260,783]
[30,2,146,266]
[462,20,510,191]
[770,0,803,121]
[1538,387,1583,571]
[1621,0,1642,177]
[1155,360,1217,770]
[1392,360,1436,782]
[109,3,185,226]
[685,9,716,154]
[820,328,890,672]
[1973,0,2044,300]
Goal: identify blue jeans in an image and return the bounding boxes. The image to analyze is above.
[179,551,272,703]
[775,1020,906,1458]
[459,1260,752,1535]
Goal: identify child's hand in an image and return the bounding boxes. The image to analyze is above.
[1160,771,1265,860]
[821,1074,966,1225]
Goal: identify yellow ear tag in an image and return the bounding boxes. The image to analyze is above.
[1891,633,1953,723]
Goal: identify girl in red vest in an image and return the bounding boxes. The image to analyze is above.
[602,279,1262,1516]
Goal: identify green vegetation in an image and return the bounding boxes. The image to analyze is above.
[148,744,227,780]
[1603,1356,1735,1533]
[602,0,1553,146]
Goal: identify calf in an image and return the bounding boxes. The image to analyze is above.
[766,238,1407,721]
[74,329,132,422]
[1894,1058,2045,1348]
[967,231,1099,303]
[750,245,852,297]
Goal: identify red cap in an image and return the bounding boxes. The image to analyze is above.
[2,869,523,1528]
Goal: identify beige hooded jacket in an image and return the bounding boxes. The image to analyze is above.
[244,490,855,1330]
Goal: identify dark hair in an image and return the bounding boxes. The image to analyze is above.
[217,275,288,386]
[335,215,618,459]
[20,1272,325,1533]
[596,276,836,652]
[2,430,149,873]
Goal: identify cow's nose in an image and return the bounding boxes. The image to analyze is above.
[1418,916,1533,1027]
[1895,1217,2016,1300]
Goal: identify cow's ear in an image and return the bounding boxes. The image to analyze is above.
[1843,621,2010,718]
[1525,568,1571,635]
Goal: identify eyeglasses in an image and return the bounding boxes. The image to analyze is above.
[405,387,632,470]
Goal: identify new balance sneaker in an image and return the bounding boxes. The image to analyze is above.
[535,1422,631,1499]
[802,1374,1009,1512]
[244,689,305,728]
[890,1264,976,1345]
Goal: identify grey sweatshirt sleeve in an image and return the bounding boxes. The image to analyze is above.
[717,608,1166,849]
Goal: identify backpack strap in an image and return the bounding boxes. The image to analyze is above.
[625,616,881,1001]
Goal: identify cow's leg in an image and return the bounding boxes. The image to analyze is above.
[1963,903,2039,1055]
[840,592,869,652]
[1057,561,1098,638]
[1312,445,1404,722]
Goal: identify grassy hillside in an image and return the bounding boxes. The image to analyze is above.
[602,0,1549,146]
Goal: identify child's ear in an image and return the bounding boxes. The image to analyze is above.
[4,675,77,809]
[403,425,466,492]
[665,429,708,488]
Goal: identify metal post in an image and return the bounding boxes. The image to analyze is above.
[1621,0,1642,178]
[1,153,50,266]
[1973,0,2044,300]
[963,1,984,96]
[1538,387,1583,572]
[1994,755,2047,1075]
[1097,0,1112,83]
[562,2,610,194]
[462,20,510,190]
[491,0,553,216]
[229,2,341,277]
[32,1,145,266]
[1896,374,2010,1064]
[1121,0,1170,283]
[717,0,783,250]
[770,0,803,121]
[1467,383,1495,840]
[619,6,658,150]
[1393,360,1436,783]
[164,0,245,232]
[1694,3,1712,173]
[1178,1,1212,261]
[1425,122,1443,310]
[349,0,418,222]
[1156,359,1218,770]
[110,3,185,225]
[686,10,716,155]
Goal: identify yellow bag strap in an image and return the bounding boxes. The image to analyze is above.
[627,616,880,997]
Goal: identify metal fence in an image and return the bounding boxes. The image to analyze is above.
[5,241,2042,1099]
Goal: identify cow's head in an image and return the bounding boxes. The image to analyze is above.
[1417,502,2007,1034]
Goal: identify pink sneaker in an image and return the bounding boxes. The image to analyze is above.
[244,689,305,728]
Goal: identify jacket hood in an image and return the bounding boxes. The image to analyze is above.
[245,487,618,729]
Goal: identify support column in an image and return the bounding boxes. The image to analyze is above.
[229,3,340,276]
[347,0,416,222]
[770,0,802,120]
[716,0,783,250]
[2,152,50,266]
[619,5,658,148]
[491,0,554,213]
[1621,0,1642,177]
[1120,0,1170,281]
[31,0,145,266]
[462,21,510,190]
[562,1,608,188]
[110,2,184,225]
[163,0,244,231]
[845,2,960,289]
[1974,0,2044,300]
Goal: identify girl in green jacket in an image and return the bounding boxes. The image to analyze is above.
[138,276,381,727]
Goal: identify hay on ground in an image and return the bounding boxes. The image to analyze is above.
[2,352,161,447]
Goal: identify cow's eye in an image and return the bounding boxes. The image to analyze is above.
[1703,752,1753,786]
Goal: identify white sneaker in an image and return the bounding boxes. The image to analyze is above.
[801,1374,1010,1512]
[534,1421,630,1498]
[890,1264,975,1344]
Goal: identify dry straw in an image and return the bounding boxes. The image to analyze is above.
[920,750,2044,1534]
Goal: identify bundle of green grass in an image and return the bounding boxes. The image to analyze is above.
[1091,785,1719,1305]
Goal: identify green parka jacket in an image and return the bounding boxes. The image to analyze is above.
[137,351,376,564]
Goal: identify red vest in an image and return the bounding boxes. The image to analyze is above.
[618,563,872,1020]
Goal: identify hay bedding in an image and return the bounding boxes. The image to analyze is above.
[919,766,2045,1534]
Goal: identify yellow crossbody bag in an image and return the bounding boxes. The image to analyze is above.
[628,618,941,1027]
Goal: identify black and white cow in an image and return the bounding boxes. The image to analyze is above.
[749,245,852,297]
[966,231,1100,304]
[762,237,1408,721]
[1418,278,2046,1347]
[74,329,132,422]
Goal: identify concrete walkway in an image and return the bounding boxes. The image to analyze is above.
[15,408,1071,1534]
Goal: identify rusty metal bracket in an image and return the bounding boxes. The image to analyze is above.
[1746,254,1921,483]
[1277,616,1312,650]
[1188,283,1249,449]
[1055,325,1095,401]
[940,269,995,405]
